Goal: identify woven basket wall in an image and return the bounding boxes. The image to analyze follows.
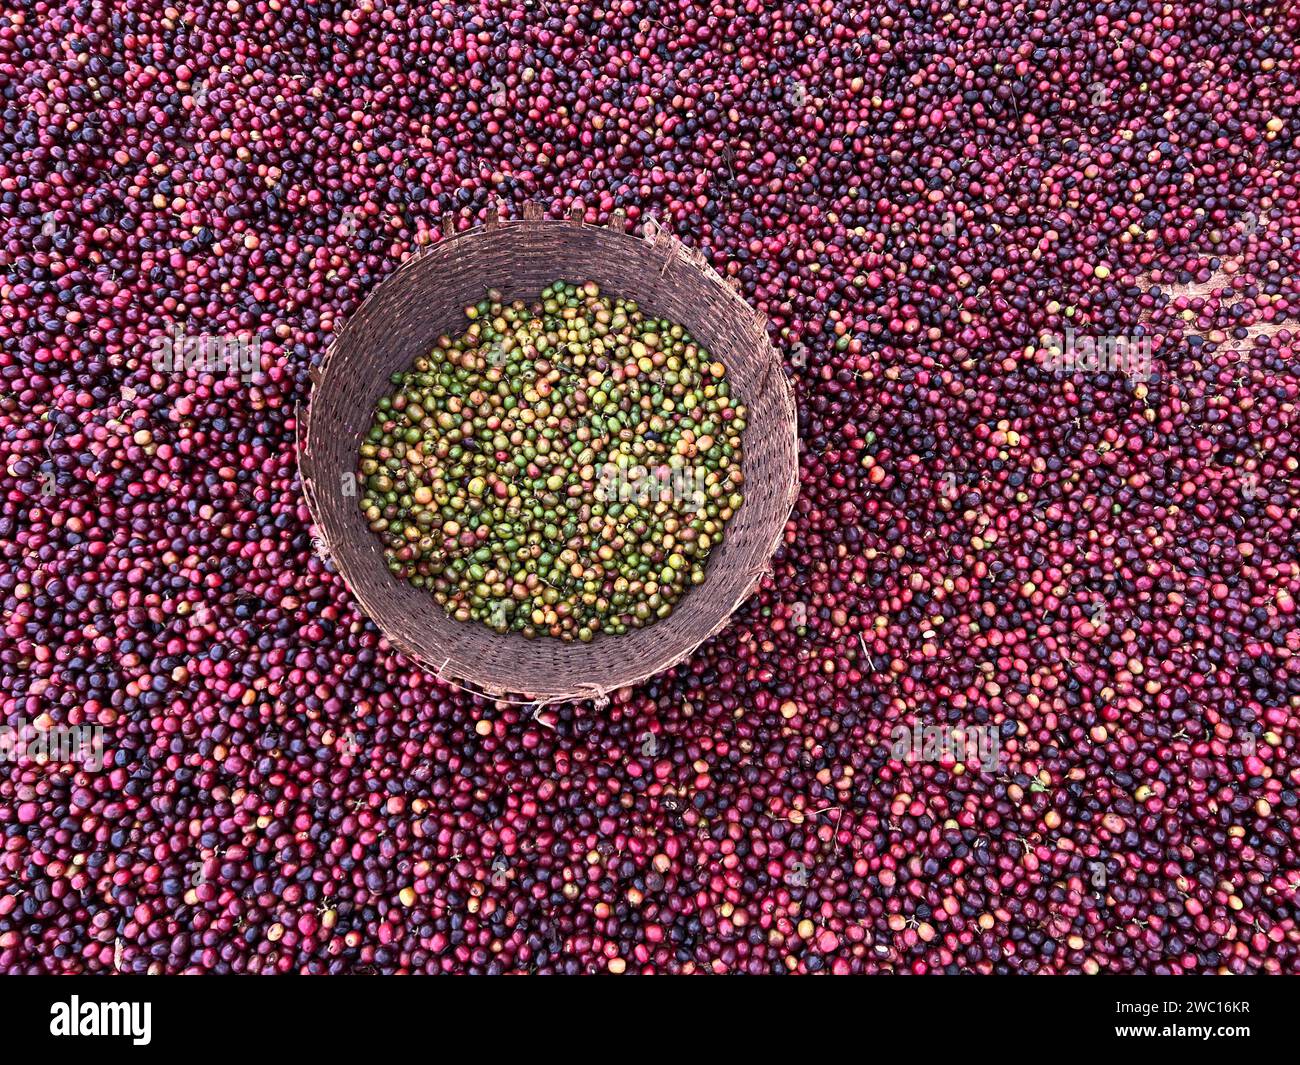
[299,207,799,704]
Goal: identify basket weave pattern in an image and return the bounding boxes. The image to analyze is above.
[300,211,798,703]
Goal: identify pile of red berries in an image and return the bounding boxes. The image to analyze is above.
[1,1,1296,973]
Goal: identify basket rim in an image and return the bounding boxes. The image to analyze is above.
[298,211,799,705]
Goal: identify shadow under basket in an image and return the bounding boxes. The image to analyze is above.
[299,212,799,704]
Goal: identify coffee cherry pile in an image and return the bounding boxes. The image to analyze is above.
[4,0,1299,976]
[358,282,746,641]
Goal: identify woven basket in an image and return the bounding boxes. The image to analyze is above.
[299,205,798,704]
